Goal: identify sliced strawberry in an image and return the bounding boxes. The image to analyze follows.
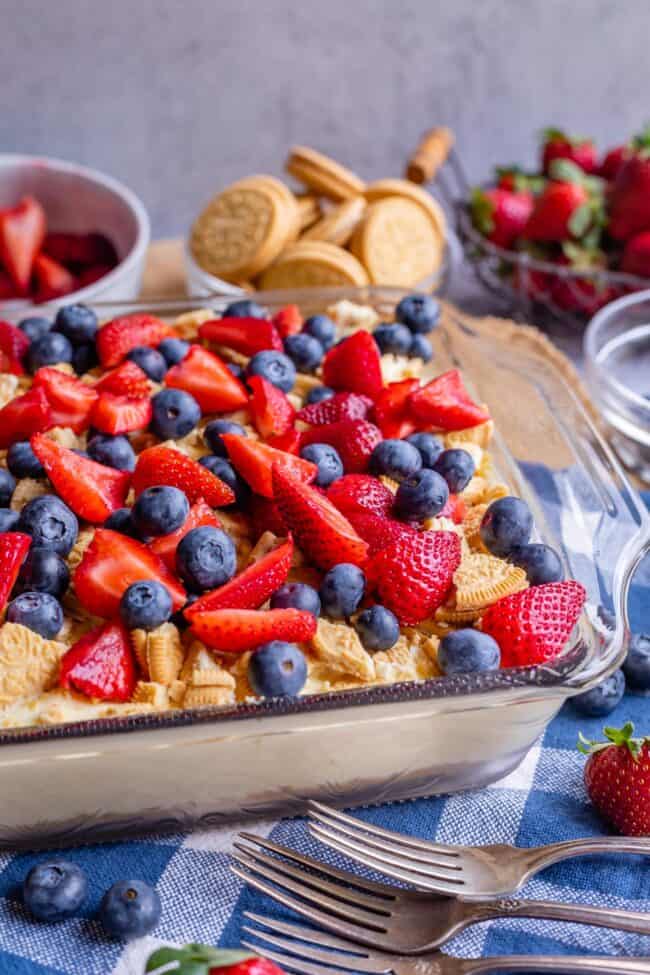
[222,434,316,499]
[185,537,293,618]
[272,305,303,338]
[91,393,152,435]
[439,493,466,524]
[0,271,19,300]
[43,231,117,268]
[33,367,98,432]
[408,370,490,431]
[96,313,174,368]
[0,533,31,613]
[94,360,151,397]
[300,419,382,473]
[0,321,30,375]
[327,474,395,520]
[74,528,186,618]
[372,380,419,439]
[248,375,296,438]
[133,444,235,506]
[322,330,384,401]
[190,607,316,654]
[76,263,113,288]
[31,433,130,523]
[346,509,419,556]
[480,580,586,668]
[32,254,76,303]
[272,465,368,570]
[266,429,302,454]
[0,387,52,449]
[165,344,248,413]
[368,530,461,624]
[0,196,46,294]
[59,621,136,702]
[199,317,283,355]
[297,392,373,426]
[250,495,288,536]
[150,500,221,571]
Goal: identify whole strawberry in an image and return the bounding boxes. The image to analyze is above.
[470,187,533,249]
[524,177,591,243]
[480,580,586,668]
[581,723,650,835]
[621,231,650,278]
[609,130,650,240]
[541,128,598,175]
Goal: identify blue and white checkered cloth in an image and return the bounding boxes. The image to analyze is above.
[2,493,649,975]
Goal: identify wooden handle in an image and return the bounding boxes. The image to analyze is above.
[406,127,455,184]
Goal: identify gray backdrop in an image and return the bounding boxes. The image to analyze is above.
[2,0,649,238]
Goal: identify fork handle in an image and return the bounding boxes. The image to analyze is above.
[459,956,650,975]
[468,897,650,934]
[525,836,650,874]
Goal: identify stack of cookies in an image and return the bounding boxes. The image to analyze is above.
[189,146,447,291]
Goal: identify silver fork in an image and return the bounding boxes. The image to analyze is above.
[242,911,650,975]
[230,833,650,954]
[308,801,650,897]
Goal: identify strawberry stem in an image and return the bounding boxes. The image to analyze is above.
[578,722,647,760]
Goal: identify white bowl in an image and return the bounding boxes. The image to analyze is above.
[0,153,150,319]
[183,241,246,298]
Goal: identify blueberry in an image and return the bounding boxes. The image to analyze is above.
[306,385,335,405]
[0,508,20,532]
[0,468,16,506]
[223,298,267,319]
[319,563,366,619]
[150,388,201,440]
[247,350,296,393]
[509,543,564,586]
[284,333,323,373]
[270,582,321,616]
[18,495,78,556]
[18,316,52,343]
[25,332,74,373]
[132,486,189,537]
[7,441,45,479]
[373,322,413,356]
[7,591,63,639]
[405,432,444,469]
[87,434,136,472]
[355,605,400,652]
[300,443,343,488]
[199,455,249,505]
[571,669,626,717]
[54,303,98,345]
[15,547,70,599]
[303,314,336,350]
[126,345,167,382]
[395,294,441,333]
[72,342,99,375]
[120,580,173,631]
[176,525,237,591]
[480,496,533,558]
[433,448,475,494]
[394,468,449,521]
[99,879,161,940]
[248,640,308,698]
[439,629,501,675]
[158,337,190,366]
[204,419,247,457]
[23,859,87,922]
[409,333,433,362]
[227,362,246,382]
[623,633,650,690]
[369,439,422,482]
[104,507,140,539]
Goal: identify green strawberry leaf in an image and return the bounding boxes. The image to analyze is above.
[542,127,567,144]
[632,125,650,153]
[146,946,254,975]
[568,203,592,239]
[548,158,585,185]
[470,188,494,235]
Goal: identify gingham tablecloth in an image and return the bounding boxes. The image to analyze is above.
[2,494,649,975]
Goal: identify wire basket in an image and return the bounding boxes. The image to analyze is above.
[406,128,650,328]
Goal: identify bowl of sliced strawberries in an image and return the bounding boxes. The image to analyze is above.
[0,154,150,314]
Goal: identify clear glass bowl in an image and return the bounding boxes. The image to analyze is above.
[1,287,648,848]
[585,289,650,484]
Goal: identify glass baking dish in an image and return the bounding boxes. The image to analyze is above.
[0,287,647,851]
